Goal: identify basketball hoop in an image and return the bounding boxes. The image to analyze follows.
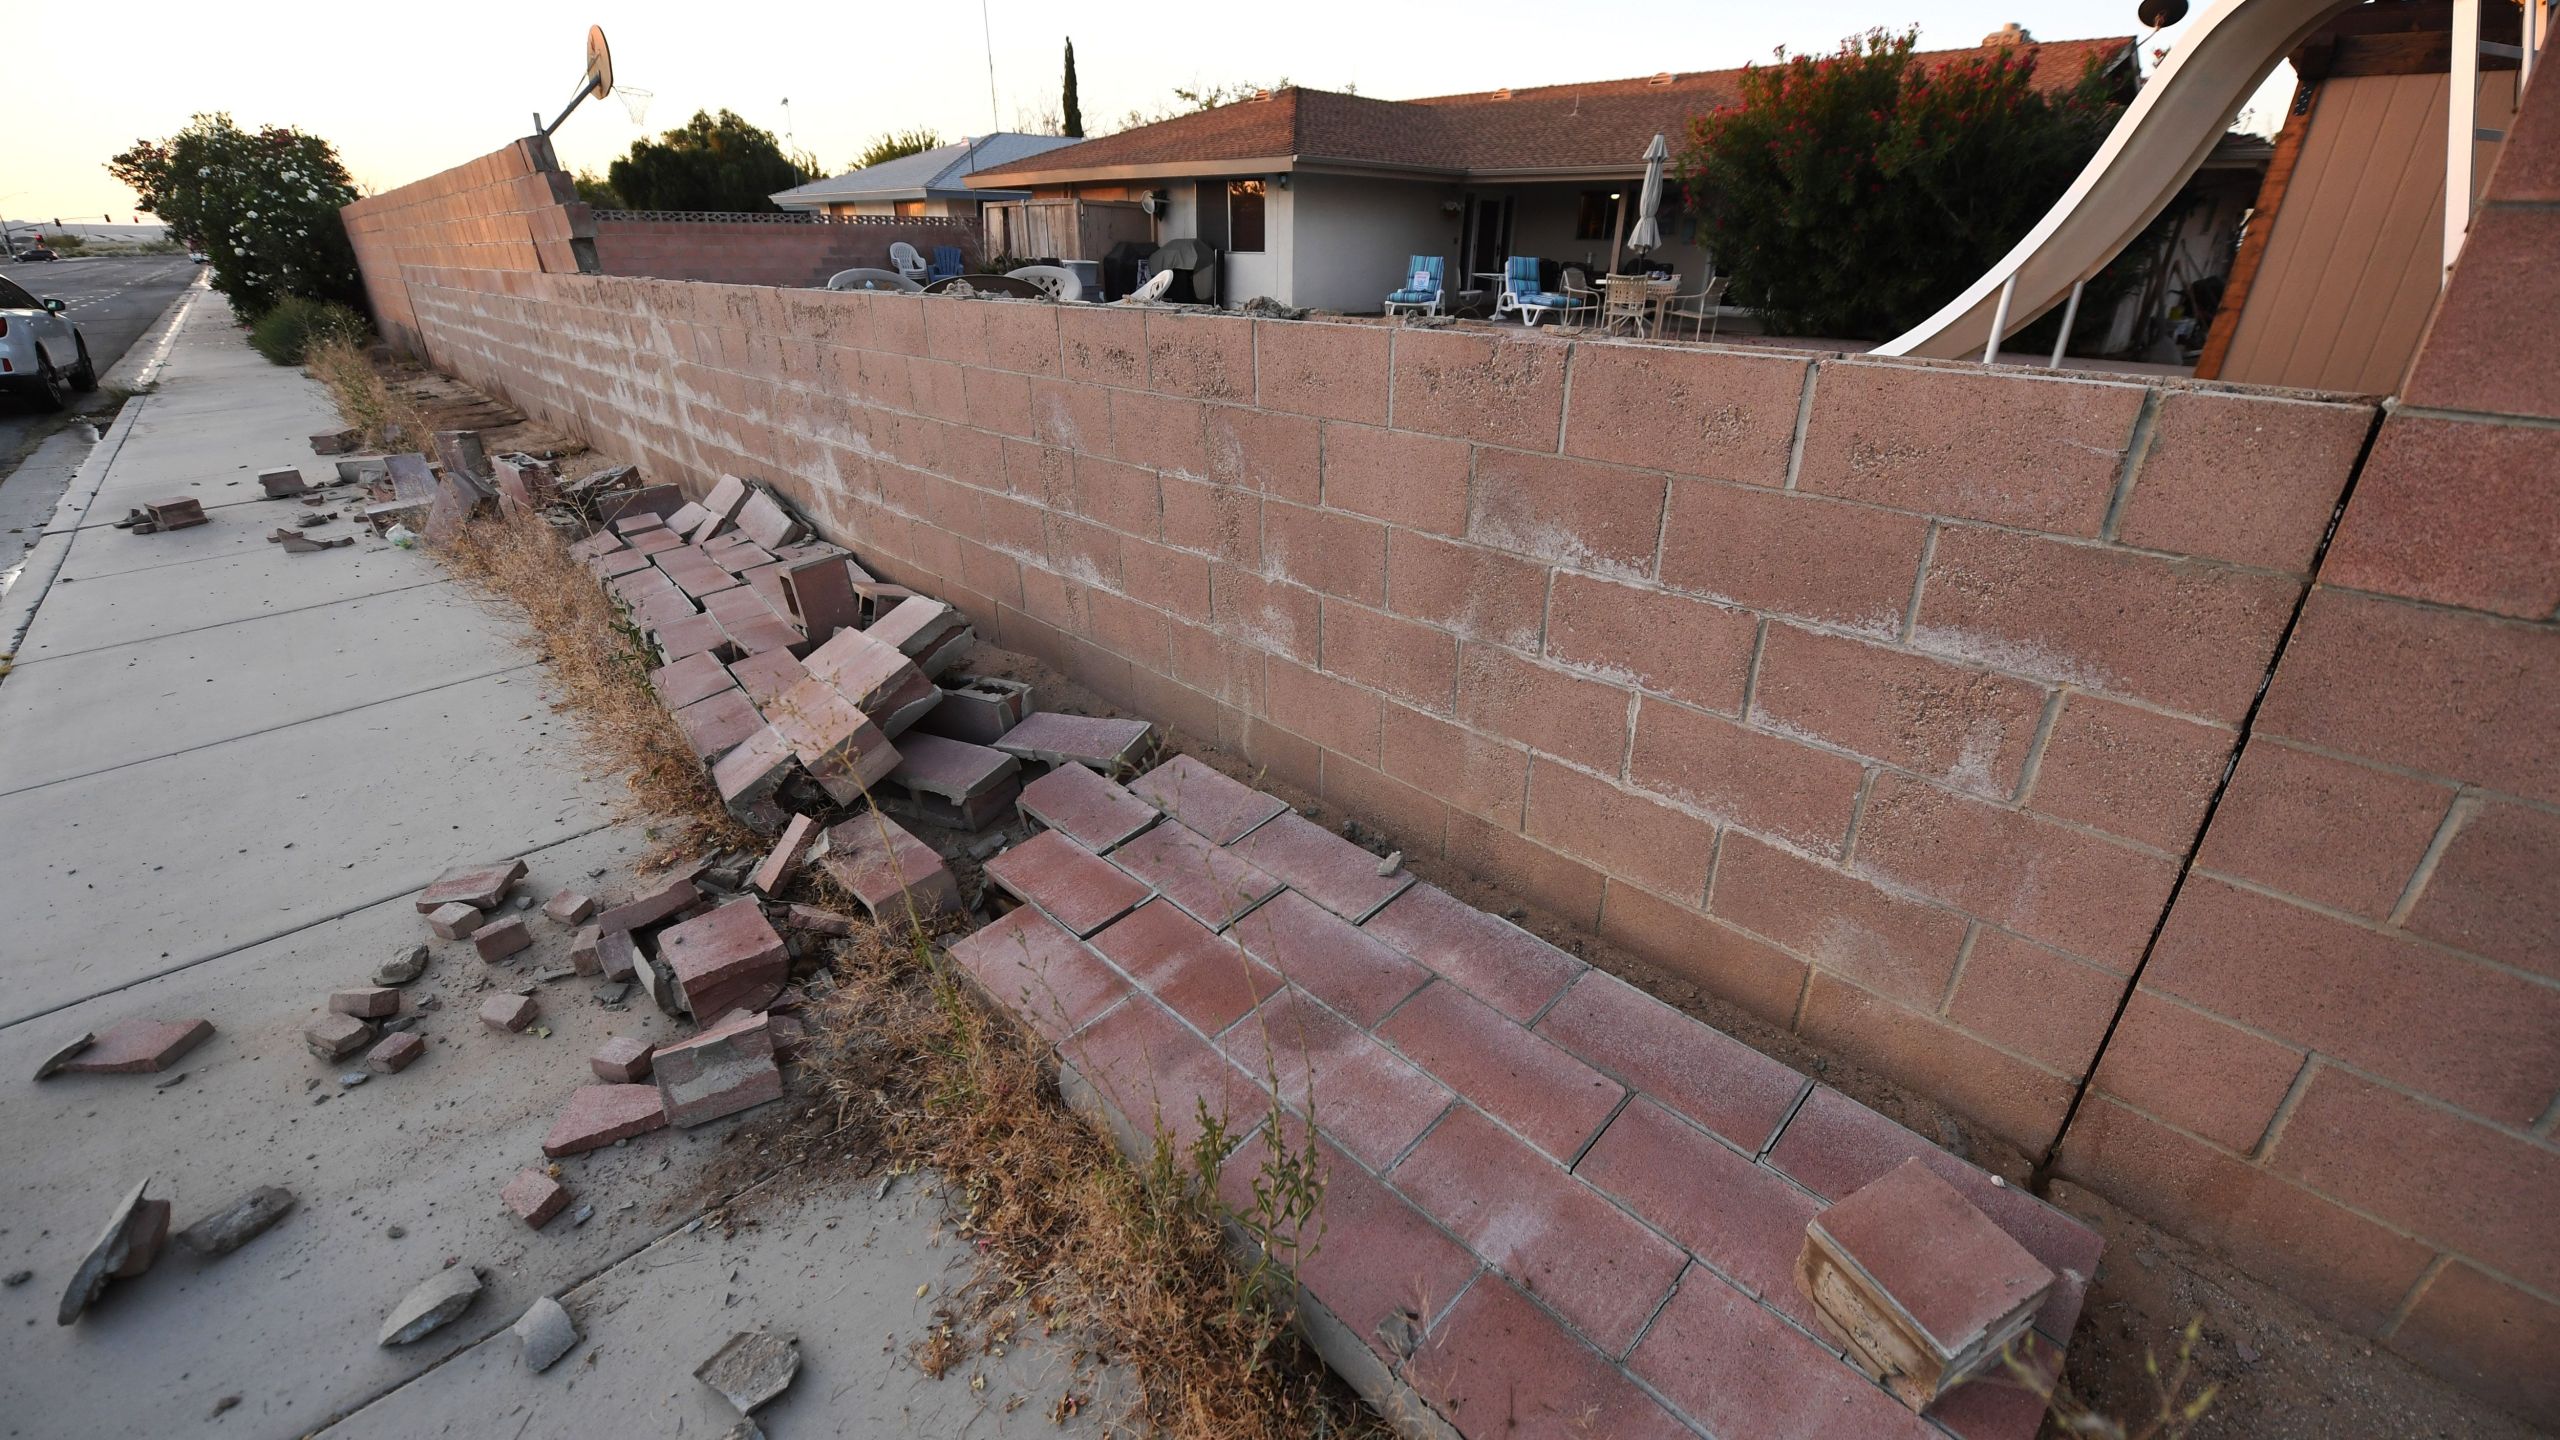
[614,85,654,127]
[536,26,622,138]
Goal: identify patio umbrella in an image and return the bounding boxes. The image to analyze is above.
[1627,133,1669,256]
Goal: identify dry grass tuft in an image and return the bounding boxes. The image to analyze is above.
[304,334,435,452]
[437,504,747,857]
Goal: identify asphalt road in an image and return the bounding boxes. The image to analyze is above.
[0,254,201,448]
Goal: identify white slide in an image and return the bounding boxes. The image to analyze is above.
[1875,0,2363,359]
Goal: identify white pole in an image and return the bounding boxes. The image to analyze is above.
[2448,0,2480,277]
[1983,275,2017,365]
[2049,279,2087,368]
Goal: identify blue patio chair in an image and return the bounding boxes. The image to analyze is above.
[1384,255,1445,317]
[1493,255,1581,327]
[930,245,966,281]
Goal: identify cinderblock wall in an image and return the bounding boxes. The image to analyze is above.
[589,214,981,289]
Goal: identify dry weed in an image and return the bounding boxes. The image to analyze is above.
[304,334,434,452]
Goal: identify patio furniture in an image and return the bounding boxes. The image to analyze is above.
[1661,276,1733,341]
[1385,255,1446,317]
[888,242,929,284]
[827,267,923,293]
[1494,256,1582,327]
[930,246,966,281]
[1562,267,1603,323]
[1602,274,1653,337]
[1007,264,1086,301]
[924,273,1046,298]
[1120,269,1176,304]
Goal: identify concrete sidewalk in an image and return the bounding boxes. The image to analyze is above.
[0,297,1087,1436]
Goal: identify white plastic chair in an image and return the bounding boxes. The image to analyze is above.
[827,267,923,293]
[888,242,929,284]
[1006,264,1085,302]
[1119,269,1176,304]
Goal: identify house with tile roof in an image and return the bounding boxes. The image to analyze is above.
[772,133,1085,220]
[965,31,2134,312]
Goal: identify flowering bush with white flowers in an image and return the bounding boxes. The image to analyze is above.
[109,113,363,318]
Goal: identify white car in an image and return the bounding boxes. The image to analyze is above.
[0,273,94,409]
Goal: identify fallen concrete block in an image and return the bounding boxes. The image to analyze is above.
[259,467,313,498]
[916,675,1034,745]
[650,651,737,712]
[706,583,783,628]
[417,860,527,914]
[596,928,640,982]
[994,712,1155,775]
[474,915,534,961]
[654,1009,785,1127]
[425,902,484,940]
[728,647,810,710]
[337,454,392,485]
[734,488,806,551]
[883,732,1022,830]
[675,687,766,762]
[664,500,714,540]
[868,596,963,659]
[366,1031,426,1073]
[659,901,789,1022]
[711,725,798,833]
[329,987,401,1020]
[852,579,914,625]
[568,925,604,976]
[544,889,597,926]
[492,452,559,509]
[1800,1158,2057,1412]
[374,944,430,986]
[1128,753,1288,843]
[986,830,1151,938]
[592,1036,655,1083]
[480,994,538,1032]
[612,512,669,537]
[176,1185,295,1258]
[784,903,859,937]
[542,1084,668,1157]
[708,537,775,576]
[802,630,938,737]
[704,473,752,526]
[599,484,684,525]
[381,1267,484,1346]
[747,814,820,896]
[57,1179,157,1324]
[501,1169,572,1228]
[1017,759,1160,850]
[819,814,962,925]
[515,1295,580,1372]
[628,527,687,557]
[304,1013,375,1061]
[909,623,974,679]
[310,429,359,455]
[696,1330,801,1414]
[144,496,208,530]
[597,875,701,935]
[654,612,735,665]
[765,676,898,806]
[778,555,861,642]
[719,611,809,660]
[108,1200,172,1281]
[53,1017,214,1075]
[568,529,626,564]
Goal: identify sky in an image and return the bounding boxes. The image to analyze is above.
[11,0,2280,222]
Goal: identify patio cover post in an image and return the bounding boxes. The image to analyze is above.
[1607,191,1628,273]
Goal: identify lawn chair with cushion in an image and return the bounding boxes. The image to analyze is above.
[888,242,929,284]
[1494,256,1580,327]
[1385,255,1446,317]
[930,246,966,281]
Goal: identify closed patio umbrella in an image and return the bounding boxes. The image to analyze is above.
[1627,133,1668,256]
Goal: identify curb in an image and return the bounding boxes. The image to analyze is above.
[0,282,208,660]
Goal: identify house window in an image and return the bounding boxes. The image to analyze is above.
[1574,190,1621,241]
[895,200,926,218]
[1228,180,1267,253]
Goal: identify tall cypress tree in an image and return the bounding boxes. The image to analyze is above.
[1062,39,1086,138]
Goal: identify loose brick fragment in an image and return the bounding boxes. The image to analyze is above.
[481,994,538,1033]
[748,814,820,896]
[993,711,1154,774]
[56,1018,215,1075]
[417,859,526,914]
[329,987,401,1019]
[658,900,789,1021]
[366,1031,426,1074]
[1129,754,1286,843]
[543,890,596,926]
[592,1036,655,1083]
[766,676,899,805]
[542,1084,668,1157]
[653,1010,786,1127]
[501,1169,572,1228]
[110,1200,173,1280]
[785,903,860,936]
[597,875,701,935]
[473,916,533,961]
[1018,761,1159,850]
[309,429,358,455]
[304,1013,374,1061]
[819,814,963,924]
[425,902,483,940]
[259,467,312,497]
[596,929,640,982]
[711,725,798,833]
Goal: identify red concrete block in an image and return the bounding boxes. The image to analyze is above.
[1253,319,1390,423]
[650,651,737,712]
[1318,598,1459,714]
[501,1168,571,1228]
[802,628,939,736]
[1444,808,1607,929]
[1072,453,1161,538]
[1810,1159,2057,1398]
[653,1008,786,1128]
[1017,761,1158,850]
[819,812,964,924]
[1157,472,1263,566]
[591,1035,655,1083]
[1467,448,1666,580]
[1659,480,1931,636]
[1062,991,1263,1155]
[1454,643,1631,774]
[481,993,538,1032]
[1143,310,1254,401]
[1797,361,2141,537]
[591,548,654,580]
[2146,876,2560,1125]
[765,675,899,805]
[2399,204,2560,423]
[1389,1104,1684,1354]
[1208,563,1319,660]
[1380,979,1623,1160]
[1628,701,1864,860]
[1913,527,2300,724]
[417,859,527,913]
[1127,753,1286,843]
[1534,969,1808,1155]
[1544,573,1756,715]
[1944,930,2125,1073]
[1108,389,1207,477]
[711,724,797,833]
[1580,1097,1825,1327]
[303,1012,373,1061]
[1229,890,1431,1026]
[1090,900,1282,1035]
[2256,588,2560,807]
[1320,423,1470,536]
[330,987,400,1020]
[2192,742,2452,919]
[2115,390,2370,572]
[543,889,596,926]
[949,905,1130,1042]
[746,813,820,897]
[1854,775,2176,971]
[1263,500,1387,604]
[55,1017,216,1075]
[365,1031,425,1074]
[658,900,789,1022]
[1224,810,1412,921]
[1383,529,1547,651]
[987,829,1153,938]
[777,553,862,644]
[2088,990,2303,1153]
[1596,881,1811,1030]
[1260,655,1384,764]
[2329,414,2560,618]
[542,1084,670,1158]
[1797,974,2075,1156]
[2386,1262,2560,1426]
[1758,624,2047,798]
[1565,344,1807,487]
[1220,989,1449,1168]
[1630,1257,1943,1439]
[473,915,534,962]
[1059,304,1148,388]
[2020,694,2233,852]
[1390,326,1569,451]
[673,687,764,762]
[993,711,1155,773]
[1376,702,1529,827]
[1204,403,1321,502]
[2404,797,2560,979]
[1524,759,1716,900]
[1406,1275,1698,1440]
[652,611,733,665]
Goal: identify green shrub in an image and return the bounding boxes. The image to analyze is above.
[248,296,367,366]
[108,113,364,316]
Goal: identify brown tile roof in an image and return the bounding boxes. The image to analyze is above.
[968,36,2134,185]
